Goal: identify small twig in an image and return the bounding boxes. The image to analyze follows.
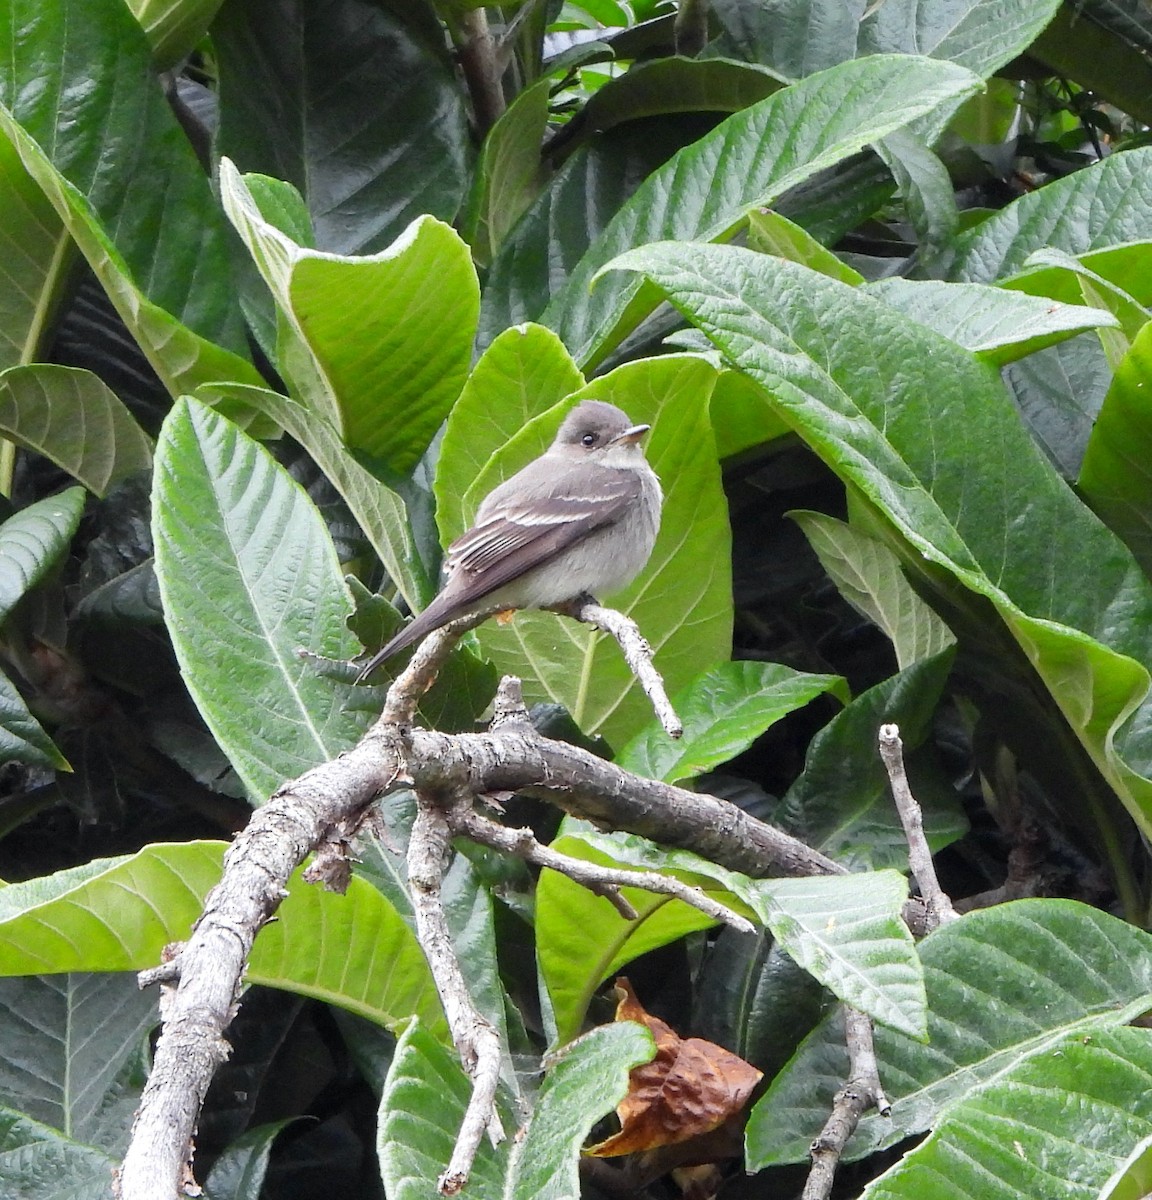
[803,1007,890,1200]
[454,8,506,134]
[568,599,683,738]
[380,610,495,727]
[878,723,958,930]
[452,804,756,934]
[408,794,505,1194]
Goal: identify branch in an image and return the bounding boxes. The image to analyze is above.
[802,1007,891,1200]
[567,599,683,738]
[454,8,505,134]
[409,793,505,1194]
[878,723,957,929]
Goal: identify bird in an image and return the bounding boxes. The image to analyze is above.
[357,399,662,680]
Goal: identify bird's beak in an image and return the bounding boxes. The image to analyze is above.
[611,423,650,446]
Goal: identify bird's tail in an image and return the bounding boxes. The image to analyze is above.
[354,592,464,684]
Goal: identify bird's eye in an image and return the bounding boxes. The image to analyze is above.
[581,431,597,447]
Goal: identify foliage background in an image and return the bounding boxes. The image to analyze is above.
[3,0,1152,1197]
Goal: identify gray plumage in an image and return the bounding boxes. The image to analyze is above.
[358,400,662,678]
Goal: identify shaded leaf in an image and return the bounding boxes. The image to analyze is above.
[0,488,85,624]
[746,208,865,285]
[0,668,68,771]
[214,0,472,255]
[0,1108,115,1198]
[792,511,955,669]
[0,365,152,497]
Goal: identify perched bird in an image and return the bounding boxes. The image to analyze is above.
[357,399,662,679]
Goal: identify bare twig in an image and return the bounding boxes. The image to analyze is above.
[409,794,505,1194]
[452,804,756,933]
[454,8,506,134]
[803,1007,891,1200]
[878,723,958,929]
[568,599,683,737]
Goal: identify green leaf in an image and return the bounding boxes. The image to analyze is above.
[0,973,154,1150]
[219,161,479,475]
[746,900,1152,1168]
[739,871,923,1039]
[462,78,551,266]
[446,357,733,747]
[213,0,472,256]
[536,827,728,1044]
[152,399,367,801]
[857,0,1062,77]
[199,382,433,611]
[1101,1131,1152,1200]
[0,1108,116,1198]
[203,1120,294,1200]
[1079,320,1152,577]
[615,660,848,785]
[861,1028,1152,1200]
[128,0,226,69]
[0,668,68,772]
[378,1019,653,1200]
[792,511,956,669]
[746,208,865,285]
[0,365,152,497]
[0,0,254,374]
[434,324,585,547]
[861,278,1119,365]
[544,54,983,368]
[0,130,71,370]
[604,241,1152,851]
[949,148,1152,287]
[0,842,447,1037]
[874,131,958,268]
[0,487,85,624]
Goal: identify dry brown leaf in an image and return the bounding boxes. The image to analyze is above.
[587,978,762,1157]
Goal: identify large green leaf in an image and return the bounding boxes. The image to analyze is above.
[434,324,585,546]
[862,279,1120,366]
[152,399,367,801]
[0,669,68,771]
[538,831,923,1042]
[614,660,848,785]
[0,488,85,626]
[0,0,249,355]
[0,365,152,497]
[861,1028,1152,1199]
[605,242,1152,848]
[0,973,153,1149]
[542,54,982,368]
[128,0,227,69]
[219,161,479,476]
[948,148,1152,287]
[378,1020,653,1200]
[214,0,472,256]
[709,0,1060,79]
[746,900,1152,1167]
[0,132,70,370]
[440,356,732,747]
[199,382,433,611]
[1079,320,1152,577]
[0,842,446,1037]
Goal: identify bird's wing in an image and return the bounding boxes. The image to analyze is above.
[445,457,641,597]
